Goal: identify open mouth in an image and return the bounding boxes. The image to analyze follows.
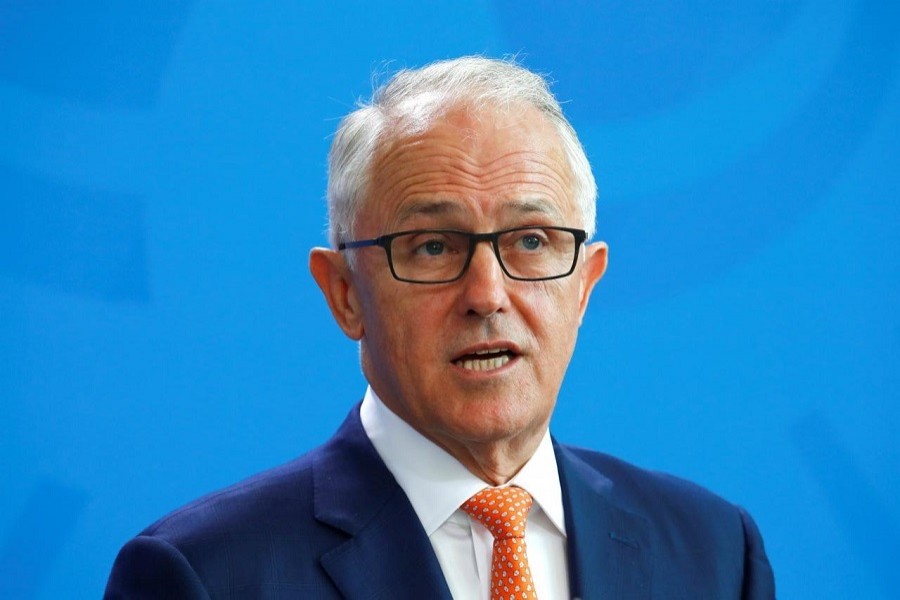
[452,347,518,372]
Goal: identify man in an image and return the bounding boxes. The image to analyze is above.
[105,56,775,599]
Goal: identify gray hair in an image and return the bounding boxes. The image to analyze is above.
[327,56,597,247]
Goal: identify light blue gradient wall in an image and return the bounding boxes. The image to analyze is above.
[1,2,898,597]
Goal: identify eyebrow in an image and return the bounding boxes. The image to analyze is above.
[394,198,564,227]
[395,199,464,225]
[507,198,563,221]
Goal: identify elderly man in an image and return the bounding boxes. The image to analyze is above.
[105,57,775,599]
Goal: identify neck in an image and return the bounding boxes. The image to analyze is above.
[432,428,547,486]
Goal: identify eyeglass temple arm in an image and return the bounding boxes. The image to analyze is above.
[338,239,381,250]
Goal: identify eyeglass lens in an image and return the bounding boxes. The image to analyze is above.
[389,228,579,282]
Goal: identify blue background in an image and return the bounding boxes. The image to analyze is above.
[1,1,898,597]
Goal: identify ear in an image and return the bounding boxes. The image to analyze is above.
[309,248,365,340]
[577,241,608,323]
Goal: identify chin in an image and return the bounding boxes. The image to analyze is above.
[444,404,545,442]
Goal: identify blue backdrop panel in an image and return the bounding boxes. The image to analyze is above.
[1,1,897,597]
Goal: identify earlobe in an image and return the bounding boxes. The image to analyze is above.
[309,248,365,340]
[577,242,608,323]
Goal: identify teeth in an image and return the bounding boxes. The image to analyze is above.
[457,354,510,371]
[474,348,507,356]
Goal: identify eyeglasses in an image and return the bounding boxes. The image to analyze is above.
[338,226,587,284]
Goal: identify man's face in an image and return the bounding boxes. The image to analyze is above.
[332,103,606,463]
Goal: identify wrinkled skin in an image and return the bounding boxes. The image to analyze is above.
[311,102,607,484]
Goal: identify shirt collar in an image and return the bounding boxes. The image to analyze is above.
[359,386,566,537]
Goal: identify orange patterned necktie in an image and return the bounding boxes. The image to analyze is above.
[461,486,538,600]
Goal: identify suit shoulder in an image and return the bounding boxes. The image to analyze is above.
[558,443,777,591]
[559,443,744,525]
[556,443,775,595]
[140,447,323,545]
[106,442,355,598]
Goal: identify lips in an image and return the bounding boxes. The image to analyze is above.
[451,344,520,372]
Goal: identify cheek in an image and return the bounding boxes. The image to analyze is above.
[527,281,581,329]
[355,278,405,360]
[362,286,442,366]
[523,283,582,369]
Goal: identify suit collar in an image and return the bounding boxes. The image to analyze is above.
[313,405,453,599]
[555,441,652,600]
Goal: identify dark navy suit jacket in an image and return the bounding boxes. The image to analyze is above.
[105,406,775,599]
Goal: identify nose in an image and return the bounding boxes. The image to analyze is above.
[457,240,511,317]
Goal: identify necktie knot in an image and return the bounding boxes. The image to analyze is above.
[461,486,534,541]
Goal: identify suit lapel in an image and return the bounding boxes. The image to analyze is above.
[314,407,452,600]
[556,443,652,600]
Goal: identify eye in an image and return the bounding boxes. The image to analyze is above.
[520,234,543,251]
[512,229,550,252]
[405,233,457,257]
[420,239,446,256]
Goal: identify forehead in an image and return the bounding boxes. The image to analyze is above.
[362,102,576,231]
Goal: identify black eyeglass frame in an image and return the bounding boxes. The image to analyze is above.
[338,226,588,284]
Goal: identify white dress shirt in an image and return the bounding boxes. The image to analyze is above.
[360,387,570,600]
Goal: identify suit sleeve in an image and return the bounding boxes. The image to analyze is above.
[738,506,776,599]
[104,535,211,600]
